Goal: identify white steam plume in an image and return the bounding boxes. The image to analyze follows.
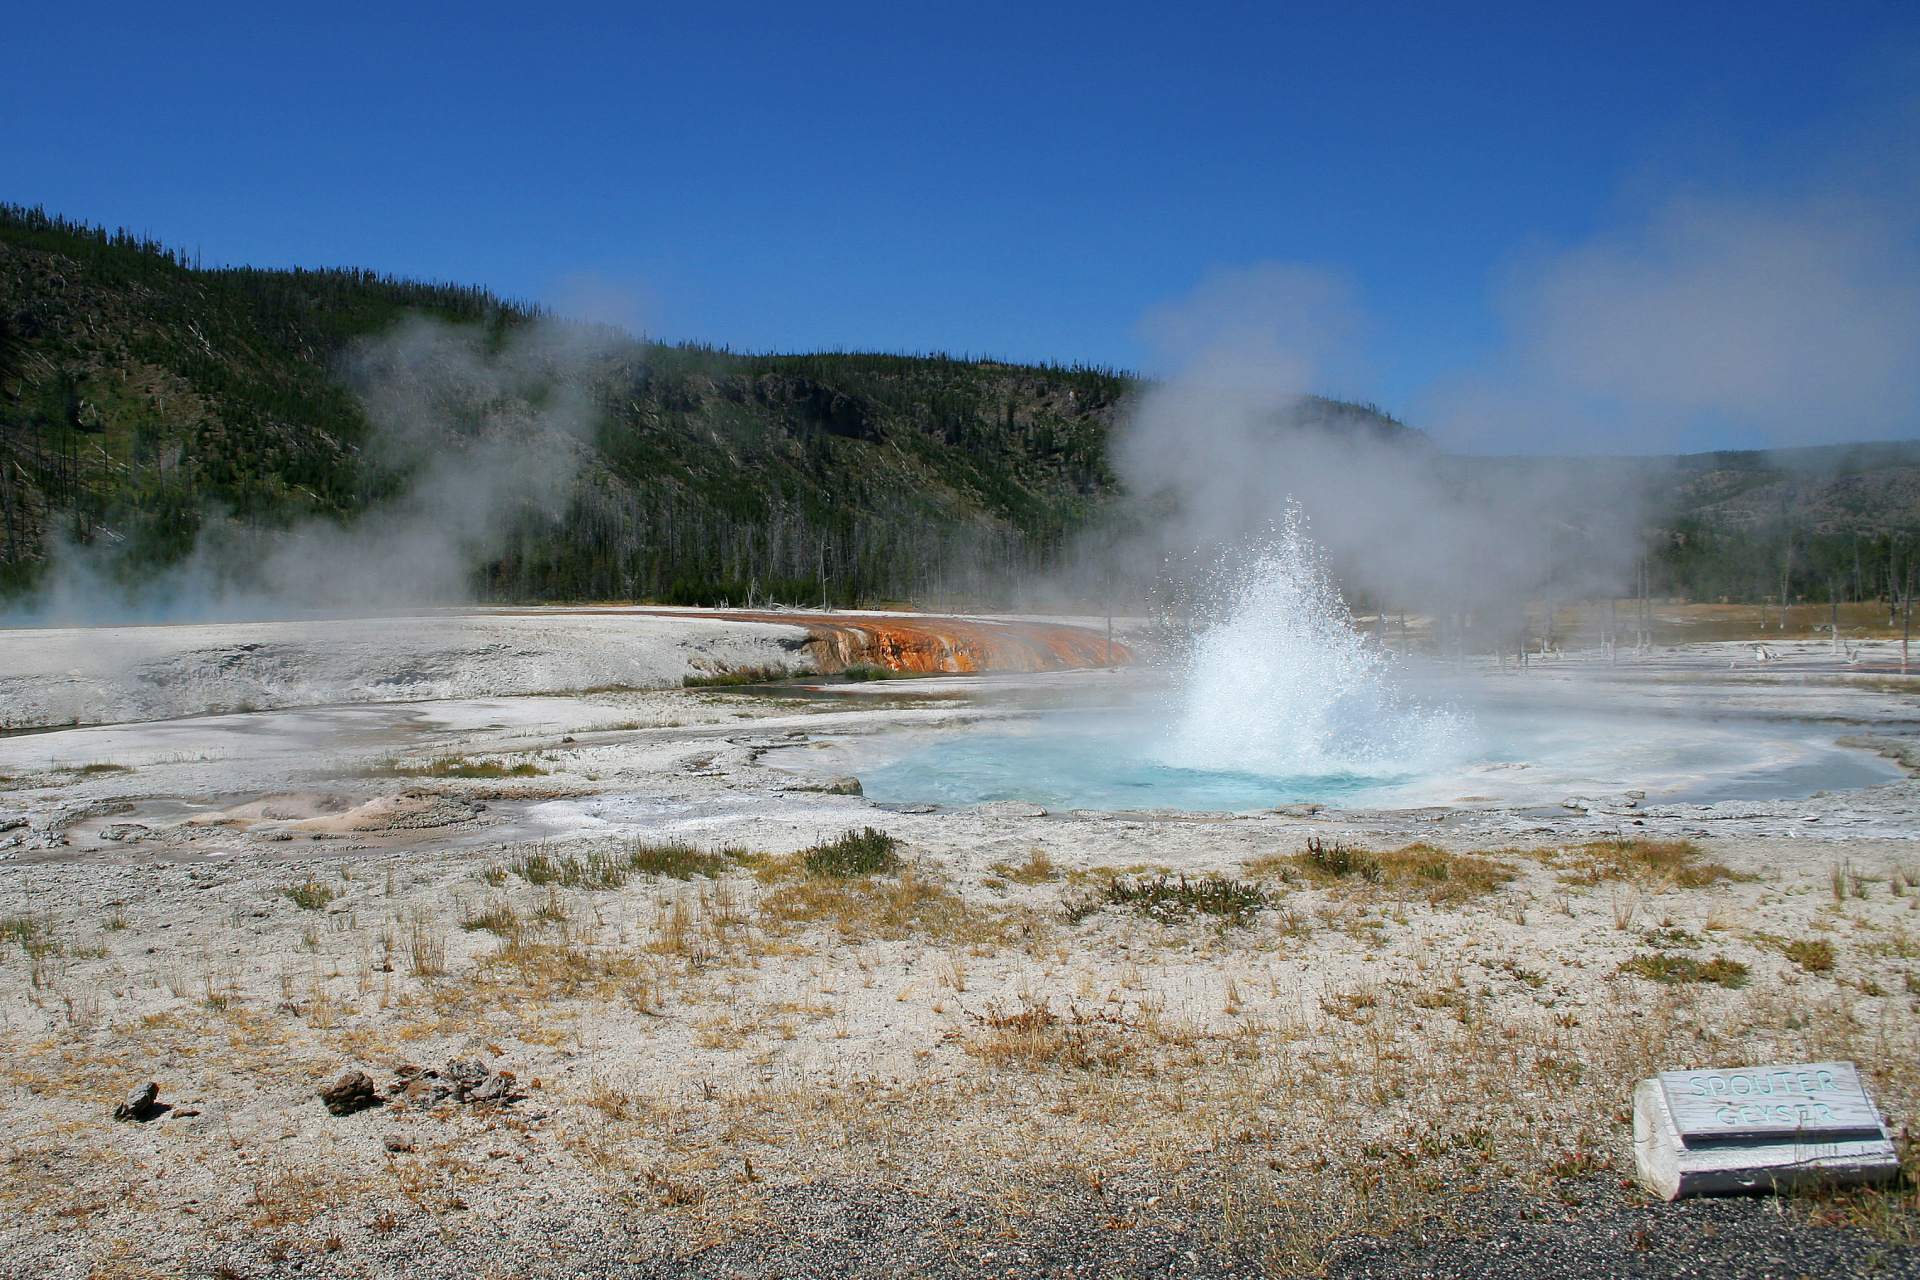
[1111,262,1644,620]
[13,317,609,625]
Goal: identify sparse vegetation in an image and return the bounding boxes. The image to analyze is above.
[1781,938,1837,973]
[383,757,547,779]
[504,846,626,889]
[1249,839,1516,905]
[490,840,741,888]
[280,880,337,911]
[840,663,894,682]
[1619,953,1750,987]
[0,913,53,957]
[459,901,520,935]
[802,827,901,878]
[1560,838,1751,889]
[682,665,808,688]
[1074,874,1270,927]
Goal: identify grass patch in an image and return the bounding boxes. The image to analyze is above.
[840,663,894,682]
[761,868,1018,945]
[460,902,520,935]
[683,664,809,688]
[381,757,548,779]
[1782,938,1837,973]
[988,848,1059,884]
[506,847,628,889]
[624,840,736,879]
[1619,953,1750,987]
[803,827,901,878]
[1249,839,1516,905]
[68,762,134,775]
[1560,838,1752,888]
[1073,874,1270,927]
[281,880,337,911]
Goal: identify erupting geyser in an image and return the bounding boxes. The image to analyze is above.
[1156,509,1469,781]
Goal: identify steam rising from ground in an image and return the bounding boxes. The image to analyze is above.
[1109,263,1645,622]
[1157,509,1467,779]
[12,318,604,625]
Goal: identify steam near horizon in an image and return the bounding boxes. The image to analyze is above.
[1100,96,1920,621]
[8,90,1918,630]
[7,318,608,627]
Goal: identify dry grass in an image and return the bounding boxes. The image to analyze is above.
[459,899,520,936]
[1618,953,1751,987]
[989,847,1060,884]
[759,867,1024,946]
[964,996,1159,1071]
[1781,937,1838,973]
[1558,838,1753,889]
[474,936,656,1002]
[376,756,548,778]
[1247,839,1516,906]
[5,814,1917,1276]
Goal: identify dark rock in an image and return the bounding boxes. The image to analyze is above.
[470,1070,518,1102]
[318,1069,380,1115]
[113,1081,159,1122]
[445,1057,489,1098]
[383,1134,415,1153]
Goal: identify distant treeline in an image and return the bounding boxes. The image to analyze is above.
[0,205,1127,606]
[1652,521,1920,606]
[4,203,1919,613]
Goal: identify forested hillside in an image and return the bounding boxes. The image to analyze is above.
[0,206,1126,606]
[1645,442,1920,605]
[3,203,1917,613]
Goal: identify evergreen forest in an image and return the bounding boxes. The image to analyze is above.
[3,204,1918,614]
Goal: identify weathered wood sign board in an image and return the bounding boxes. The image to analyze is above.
[1633,1060,1899,1200]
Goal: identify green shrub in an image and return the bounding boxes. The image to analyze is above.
[625,841,735,879]
[1782,939,1836,972]
[1095,875,1269,928]
[510,847,626,889]
[804,827,901,877]
[1619,953,1749,988]
[281,880,336,911]
[1303,836,1383,884]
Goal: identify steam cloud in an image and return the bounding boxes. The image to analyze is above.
[1110,263,1645,623]
[14,318,606,625]
[1109,96,1920,622]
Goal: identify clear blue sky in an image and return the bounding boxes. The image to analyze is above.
[4,2,1917,450]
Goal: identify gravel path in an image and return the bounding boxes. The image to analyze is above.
[51,1177,1904,1280]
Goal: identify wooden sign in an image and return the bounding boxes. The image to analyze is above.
[1634,1060,1898,1200]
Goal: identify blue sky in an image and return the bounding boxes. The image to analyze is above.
[5,1,1918,452]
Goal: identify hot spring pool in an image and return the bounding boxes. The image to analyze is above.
[818,698,1904,812]
[794,520,1908,814]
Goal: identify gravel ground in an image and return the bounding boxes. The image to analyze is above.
[97,1177,1913,1280]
